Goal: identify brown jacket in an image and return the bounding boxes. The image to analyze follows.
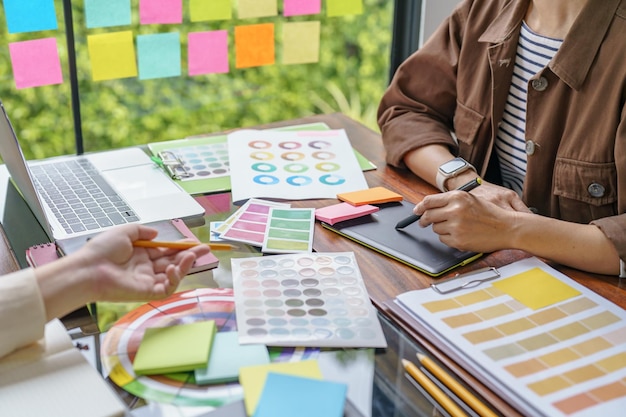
[378,0,626,260]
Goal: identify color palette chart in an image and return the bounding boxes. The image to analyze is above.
[395,257,626,417]
[227,129,369,204]
[100,288,320,408]
[232,252,387,348]
[165,142,230,181]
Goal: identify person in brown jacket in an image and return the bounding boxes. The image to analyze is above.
[378,0,626,277]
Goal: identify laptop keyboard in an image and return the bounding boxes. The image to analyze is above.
[30,158,140,234]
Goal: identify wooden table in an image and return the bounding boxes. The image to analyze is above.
[2,112,624,416]
[253,112,626,416]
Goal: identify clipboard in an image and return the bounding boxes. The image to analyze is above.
[321,200,482,277]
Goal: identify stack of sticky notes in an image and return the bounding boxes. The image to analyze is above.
[195,331,270,385]
[133,321,217,375]
[337,186,403,206]
[239,359,347,417]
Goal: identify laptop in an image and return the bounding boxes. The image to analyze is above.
[0,99,205,241]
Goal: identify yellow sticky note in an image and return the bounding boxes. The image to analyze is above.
[190,0,232,21]
[239,359,322,416]
[87,31,137,81]
[327,0,363,17]
[492,268,581,310]
[282,21,320,65]
[237,0,277,19]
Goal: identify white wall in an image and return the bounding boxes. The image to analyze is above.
[421,0,461,45]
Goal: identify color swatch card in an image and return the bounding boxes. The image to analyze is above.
[232,252,387,348]
[227,129,369,204]
[262,207,315,253]
[219,198,290,246]
[394,257,626,417]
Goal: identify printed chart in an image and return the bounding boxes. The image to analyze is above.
[227,129,369,203]
[395,257,626,417]
[232,252,387,348]
[101,288,319,407]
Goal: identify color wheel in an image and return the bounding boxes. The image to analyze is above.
[101,288,319,408]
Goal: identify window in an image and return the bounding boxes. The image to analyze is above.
[0,1,423,160]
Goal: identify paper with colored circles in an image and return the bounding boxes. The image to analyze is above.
[232,252,387,348]
[227,129,369,204]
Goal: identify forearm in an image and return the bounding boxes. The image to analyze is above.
[509,212,620,275]
[34,254,94,322]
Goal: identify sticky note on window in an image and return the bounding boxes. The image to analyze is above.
[239,359,323,416]
[9,38,63,89]
[327,0,363,16]
[492,268,581,310]
[139,0,183,24]
[4,0,57,33]
[188,31,229,75]
[133,321,216,375]
[337,186,403,206]
[237,0,278,19]
[190,0,232,21]
[284,0,321,16]
[235,24,275,69]
[254,373,347,417]
[84,0,131,28]
[88,31,138,81]
[282,21,320,65]
[137,32,181,80]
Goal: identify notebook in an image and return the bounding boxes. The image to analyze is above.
[322,200,482,277]
[0,99,205,241]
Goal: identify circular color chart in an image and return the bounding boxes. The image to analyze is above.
[101,288,319,408]
[253,174,280,185]
[319,174,346,185]
[286,175,313,186]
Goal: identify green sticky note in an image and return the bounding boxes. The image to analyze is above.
[195,331,270,385]
[133,321,216,375]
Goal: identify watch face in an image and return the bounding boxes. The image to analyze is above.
[440,158,467,174]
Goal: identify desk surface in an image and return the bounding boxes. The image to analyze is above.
[2,112,625,417]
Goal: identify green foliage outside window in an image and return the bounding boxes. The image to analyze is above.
[0,1,392,161]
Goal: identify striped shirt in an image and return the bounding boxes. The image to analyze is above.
[495,22,563,195]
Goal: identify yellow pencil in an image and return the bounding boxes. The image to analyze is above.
[417,353,498,417]
[402,358,468,417]
[133,240,234,251]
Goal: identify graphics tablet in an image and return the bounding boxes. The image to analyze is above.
[321,200,482,277]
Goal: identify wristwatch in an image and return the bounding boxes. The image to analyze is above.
[436,157,477,192]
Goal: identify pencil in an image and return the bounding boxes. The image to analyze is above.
[417,353,498,417]
[132,240,233,251]
[402,358,468,417]
[395,177,482,229]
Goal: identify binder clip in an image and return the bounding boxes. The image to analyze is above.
[431,266,501,294]
[157,151,192,180]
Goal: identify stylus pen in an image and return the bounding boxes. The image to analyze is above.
[394,177,482,229]
[133,240,234,251]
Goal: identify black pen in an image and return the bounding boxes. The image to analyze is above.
[394,177,482,229]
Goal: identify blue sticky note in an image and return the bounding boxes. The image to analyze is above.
[4,0,58,34]
[253,373,347,417]
[84,0,131,28]
[195,331,270,385]
[137,32,182,80]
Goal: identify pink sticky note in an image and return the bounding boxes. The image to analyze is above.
[284,0,321,16]
[140,0,182,24]
[9,38,63,89]
[315,202,379,225]
[188,31,229,75]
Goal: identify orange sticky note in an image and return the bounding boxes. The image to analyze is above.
[337,186,403,206]
[235,23,275,68]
